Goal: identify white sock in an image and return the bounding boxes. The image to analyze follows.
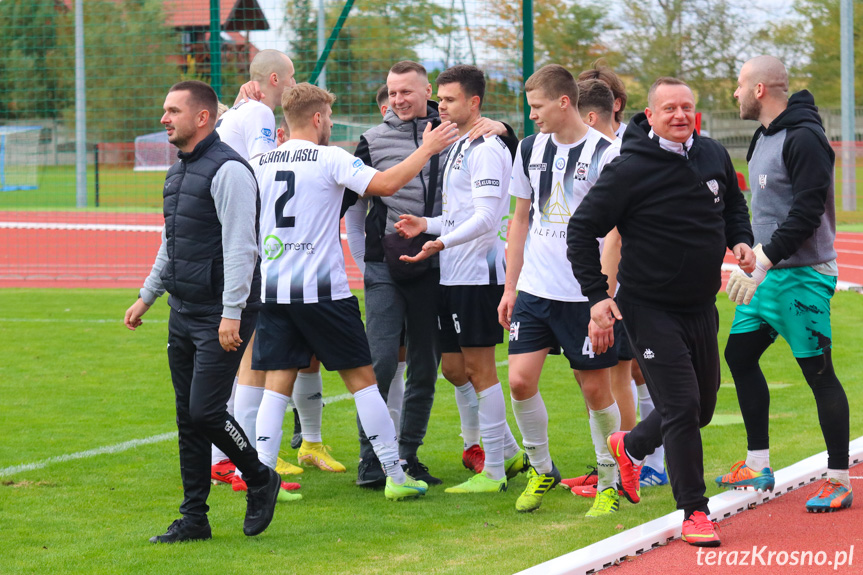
[511,392,551,474]
[477,383,508,481]
[211,376,239,465]
[827,469,851,489]
[746,449,771,471]
[294,371,323,443]
[637,383,666,471]
[233,384,265,480]
[255,389,290,470]
[454,382,481,449]
[354,385,404,483]
[387,362,406,437]
[590,402,621,492]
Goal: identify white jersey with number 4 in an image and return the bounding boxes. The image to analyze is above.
[509,127,618,302]
[254,139,377,304]
[216,99,276,160]
[438,134,512,286]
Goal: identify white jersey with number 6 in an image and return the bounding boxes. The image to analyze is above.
[254,139,377,304]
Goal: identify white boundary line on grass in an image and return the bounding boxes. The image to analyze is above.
[0,393,356,479]
[516,435,863,575]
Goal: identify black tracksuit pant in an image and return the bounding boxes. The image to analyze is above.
[617,298,720,517]
[167,308,269,520]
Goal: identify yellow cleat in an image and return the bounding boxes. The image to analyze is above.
[445,471,507,494]
[276,454,303,476]
[298,441,346,472]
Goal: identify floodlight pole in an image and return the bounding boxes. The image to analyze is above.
[75,0,87,208]
[318,0,327,90]
[522,0,534,137]
[840,0,856,211]
[210,0,222,99]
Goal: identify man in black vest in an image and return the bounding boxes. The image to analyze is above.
[124,80,280,543]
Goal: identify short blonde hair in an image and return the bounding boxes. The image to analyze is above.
[525,64,578,105]
[281,83,336,128]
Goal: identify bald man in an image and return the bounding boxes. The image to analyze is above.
[717,56,852,513]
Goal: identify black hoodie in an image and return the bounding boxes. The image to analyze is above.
[745,90,836,268]
[566,114,753,312]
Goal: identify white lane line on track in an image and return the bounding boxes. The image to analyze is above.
[0,394,356,478]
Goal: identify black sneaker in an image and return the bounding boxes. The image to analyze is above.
[404,455,442,485]
[149,517,211,544]
[290,408,302,449]
[356,456,386,488]
[243,467,280,537]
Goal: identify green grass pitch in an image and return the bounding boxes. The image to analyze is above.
[1,289,861,574]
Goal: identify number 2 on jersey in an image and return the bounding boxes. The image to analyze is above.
[274,170,296,228]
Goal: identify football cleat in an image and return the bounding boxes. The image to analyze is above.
[445,471,507,494]
[515,465,561,512]
[640,465,669,487]
[715,461,775,492]
[462,444,485,473]
[681,511,721,547]
[585,487,620,518]
[356,456,387,488]
[243,468,281,536]
[211,458,236,485]
[232,476,302,502]
[403,455,442,485]
[606,431,641,504]
[276,454,303,476]
[385,475,429,501]
[298,441,346,473]
[290,408,303,450]
[805,479,853,513]
[560,466,598,491]
[504,449,529,479]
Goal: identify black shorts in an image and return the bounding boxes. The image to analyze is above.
[252,297,372,372]
[508,292,620,370]
[614,297,635,361]
[439,284,505,353]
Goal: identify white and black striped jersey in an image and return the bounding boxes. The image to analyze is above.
[216,99,276,160]
[438,133,512,286]
[509,128,618,302]
[253,139,377,304]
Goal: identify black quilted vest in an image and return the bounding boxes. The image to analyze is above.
[160,131,261,316]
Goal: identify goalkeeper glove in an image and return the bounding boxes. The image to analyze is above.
[727,244,773,305]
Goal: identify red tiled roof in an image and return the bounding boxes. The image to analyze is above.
[58,0,269,31]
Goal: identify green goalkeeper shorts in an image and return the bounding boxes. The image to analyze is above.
[729,266,836,358]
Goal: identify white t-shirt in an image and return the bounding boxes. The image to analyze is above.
[438,134,512,286]
[216,99,277,160]
[614,121,627,140]
[509,128,618,301]
[253,139,377,304]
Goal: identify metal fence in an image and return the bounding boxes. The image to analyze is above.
[0,0,860,286]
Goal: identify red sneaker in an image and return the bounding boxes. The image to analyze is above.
[606,431,641,504]
[211,458,236,485]
[681,511,721,547]
[560,467,598,490]
[232,476,301,492]
[462,444,485,473]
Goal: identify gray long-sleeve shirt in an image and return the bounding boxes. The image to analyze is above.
[140,160,259,320]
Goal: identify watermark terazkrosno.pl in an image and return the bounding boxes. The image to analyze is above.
[697,546,854,570]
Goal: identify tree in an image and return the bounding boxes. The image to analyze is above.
[616,0,755,110]
[283,0,452,118]
[766,0,863,107]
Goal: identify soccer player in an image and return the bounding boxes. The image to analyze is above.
[718,56,852,512]
[496,66,622,515]
[217,51,346,486]
[397,64,526,494]
[578,61,628,139]
[568,77,754,546]
[349,61,516,487]
[251,83,458,501]
[125,80,281,542]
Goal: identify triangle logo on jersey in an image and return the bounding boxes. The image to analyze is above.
[541,182,570,224]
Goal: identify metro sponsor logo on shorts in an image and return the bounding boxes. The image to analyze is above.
[696,546,854,570]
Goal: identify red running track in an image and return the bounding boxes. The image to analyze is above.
[0,211,861,289]
[608,462,863,575]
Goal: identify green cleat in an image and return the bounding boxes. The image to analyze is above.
[516,465,561,512]
[385,475,428,501]
[277,489,303,503]
[505,450,529,479]
[585,487,620,517]
[445,471,507,494]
